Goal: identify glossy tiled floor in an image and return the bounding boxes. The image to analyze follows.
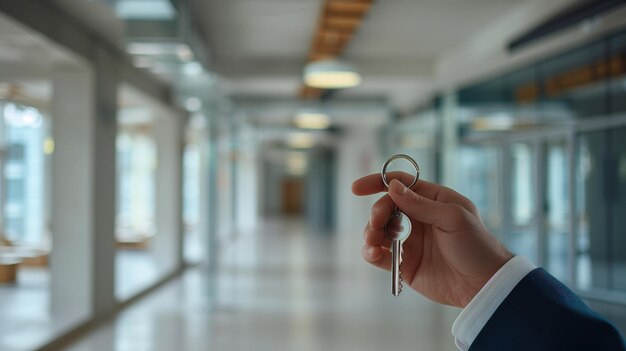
[65,218,460,351]
[0,251,176,351]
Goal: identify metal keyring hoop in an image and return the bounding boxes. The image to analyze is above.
[381,154,420,189]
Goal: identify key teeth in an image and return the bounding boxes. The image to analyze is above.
[398,248,404,295]
[398,267,403,294]
[399,246,403,294]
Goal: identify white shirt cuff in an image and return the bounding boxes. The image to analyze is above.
[451,256,536,350]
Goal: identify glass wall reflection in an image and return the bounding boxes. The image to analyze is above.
[451,27,626,299]
[509,142,538,263]
[545,138,570,282]
[577,127,626,292]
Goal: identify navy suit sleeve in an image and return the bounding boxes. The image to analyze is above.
[470,268,626,351]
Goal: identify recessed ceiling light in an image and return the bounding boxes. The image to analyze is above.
[185,97,202,112]
[294,112,331,129]
[286,151,308,175]
[303,60,361,89]
[128,43,172,56]
[182,61,203,76]
[115,0,175,20]
[287,133,315,149]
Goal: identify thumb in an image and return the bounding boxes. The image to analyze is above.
[388,179,456,230]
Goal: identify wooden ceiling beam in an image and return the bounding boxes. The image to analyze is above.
[299,0,372,99]
[312,47,344,57]
[319,30,353,44]
[313,38,351,54]
[327,2,371,16]
[325,17,362,31]
[326,0,372,5]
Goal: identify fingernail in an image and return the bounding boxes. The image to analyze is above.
[367,246,375,257]
[390,179,407,196]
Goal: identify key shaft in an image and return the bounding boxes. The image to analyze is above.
[391,239,402,296]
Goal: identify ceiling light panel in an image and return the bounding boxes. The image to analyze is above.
[294,112,331,129]
[115,0,176,20]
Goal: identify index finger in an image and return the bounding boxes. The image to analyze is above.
[352,171,424,196]
[352,172,479,216]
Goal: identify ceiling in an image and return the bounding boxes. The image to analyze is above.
[192,0,522,111]
[0,0,596,127]
[0,12,87,110]
[0,12,81,82]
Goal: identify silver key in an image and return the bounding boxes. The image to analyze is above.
[387,210,411,296]
[381,154,420,296]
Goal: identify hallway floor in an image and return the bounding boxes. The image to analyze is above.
[64,219,459,351]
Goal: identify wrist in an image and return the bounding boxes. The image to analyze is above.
[461,250,514,308]
[452,256,537,348]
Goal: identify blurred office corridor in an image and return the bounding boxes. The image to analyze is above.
[2,0,626,350]
[64,218,458,351]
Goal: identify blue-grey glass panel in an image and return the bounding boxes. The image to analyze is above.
[577,127,626,292]
[546,139,570,282]
[456,146,503,237]
[458,77,507,105]
[509,142,538,263]
[610,127,626,291]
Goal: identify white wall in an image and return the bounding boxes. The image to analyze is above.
[335,127,381,270]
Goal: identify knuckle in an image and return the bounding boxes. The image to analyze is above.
[372,197,391,213]
[447,203,470,226]
[411,192,426,208]
[466,201,479,215]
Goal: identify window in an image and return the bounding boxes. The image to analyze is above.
[509,142,538,263]
[0,103,47,244]
[577,127,626,292]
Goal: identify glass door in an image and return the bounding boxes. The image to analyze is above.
[504,133,572,279]
[507,141,539,263]
[544,137,571,282]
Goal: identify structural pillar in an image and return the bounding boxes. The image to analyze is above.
[50,48,118,321]
[152,111,184,272]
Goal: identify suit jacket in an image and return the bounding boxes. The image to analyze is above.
[470,268,626,350]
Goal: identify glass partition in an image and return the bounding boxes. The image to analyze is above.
[545,138,570,282]
[116,126,156,242]
[0,102,48,246]
[115,86,161,301]
[509,142,538,262]
[183,121,204,263]
[456,145,503,238]
[577,130,609,290]
[577,127,626,292]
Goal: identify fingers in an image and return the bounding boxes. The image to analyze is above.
[370,194,395,229]
[361,245,391,271]
[364,222,391,247]
[353,172,479,216]
[352,171,418,196]
[388,179,463,232]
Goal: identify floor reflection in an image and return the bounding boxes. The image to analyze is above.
[66,218,459,351]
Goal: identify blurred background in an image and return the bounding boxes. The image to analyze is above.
[0,0,626,350]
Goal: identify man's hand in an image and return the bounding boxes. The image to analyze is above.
[352,173,513,307]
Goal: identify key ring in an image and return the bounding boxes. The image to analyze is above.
[381,154,420,189]
[381,154,420,297]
